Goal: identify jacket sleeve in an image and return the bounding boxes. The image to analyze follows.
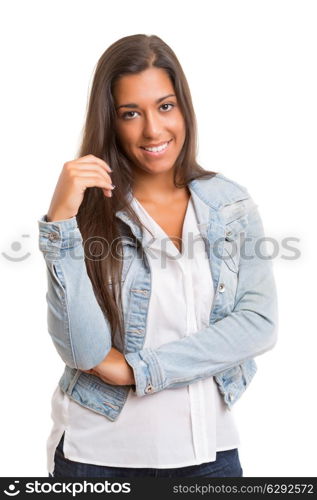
[38,215,111,370]
[125,201,279,397]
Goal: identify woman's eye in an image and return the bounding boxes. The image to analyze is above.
[122,111,138,120]
[161,103,174,111]
[121,103,175,120]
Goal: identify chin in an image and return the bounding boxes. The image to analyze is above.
[139,162,175,174]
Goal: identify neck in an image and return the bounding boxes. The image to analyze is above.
[132,168,186,204]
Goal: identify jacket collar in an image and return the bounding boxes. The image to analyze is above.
[114,174,249,243]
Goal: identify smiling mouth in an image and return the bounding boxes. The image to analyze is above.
[141,139,173,157]
[140,139,173,154]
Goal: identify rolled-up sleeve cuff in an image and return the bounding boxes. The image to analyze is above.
[38,214,82,257]
[125,349,166,397]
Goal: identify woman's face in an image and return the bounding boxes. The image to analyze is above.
[113,67,186,176]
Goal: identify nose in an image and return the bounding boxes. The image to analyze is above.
[142,110,162,139]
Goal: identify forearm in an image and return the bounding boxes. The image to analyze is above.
[38,214,111,370]
[83,347,135,386]
[125,203,278,397]
[125,303,277,396]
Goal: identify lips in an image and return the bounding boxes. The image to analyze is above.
[139,138,173,157]
[140,139,172,149]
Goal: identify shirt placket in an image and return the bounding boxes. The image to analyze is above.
[181,230,210,461]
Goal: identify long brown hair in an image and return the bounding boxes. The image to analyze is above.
[76,34,217,348]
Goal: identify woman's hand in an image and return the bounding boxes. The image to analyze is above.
[82,347,135,386]
[46,154,115,222]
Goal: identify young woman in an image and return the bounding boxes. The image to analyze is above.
[38,34,278,478]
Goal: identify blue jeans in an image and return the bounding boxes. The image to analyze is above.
[49,432,243,478]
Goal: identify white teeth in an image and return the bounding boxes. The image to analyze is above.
[143,141,169,152]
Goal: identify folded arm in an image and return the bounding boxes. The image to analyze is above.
[38,215,111,370]
[124,202,278,396]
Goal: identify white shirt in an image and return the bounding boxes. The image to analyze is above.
[46,195,240,474]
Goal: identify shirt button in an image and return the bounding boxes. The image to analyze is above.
[145,384,154,394]
[48,232,59,241]
[219,282,225,292]
[229,392,234,401]
[225,230,232,240]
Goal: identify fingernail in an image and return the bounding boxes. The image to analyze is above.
[110,184,116,189]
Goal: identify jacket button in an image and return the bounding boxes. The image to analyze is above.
[48,232,59,241]
[219,283,225,292]
[145,384,154,394]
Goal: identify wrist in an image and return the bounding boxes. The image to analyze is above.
[126,364,135,385]
[46,212,75,222]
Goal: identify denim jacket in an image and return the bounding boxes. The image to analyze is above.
[38,173,278,422]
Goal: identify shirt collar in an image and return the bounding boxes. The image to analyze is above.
[115,179,212,246]
[129,195,202,258]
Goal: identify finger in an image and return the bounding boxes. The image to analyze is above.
[102,188,113,197]
[74,176,115,191]
[74,164,113,184]
[77,155,112,173]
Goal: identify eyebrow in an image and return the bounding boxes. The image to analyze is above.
[115,94,176,110]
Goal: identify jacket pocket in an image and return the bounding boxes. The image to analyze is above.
[107,245,136,289]
[51,262,66,291]
[215,358,257,408]
[222,214,249,274]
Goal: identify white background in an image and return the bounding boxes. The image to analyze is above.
[0,0,316,477]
